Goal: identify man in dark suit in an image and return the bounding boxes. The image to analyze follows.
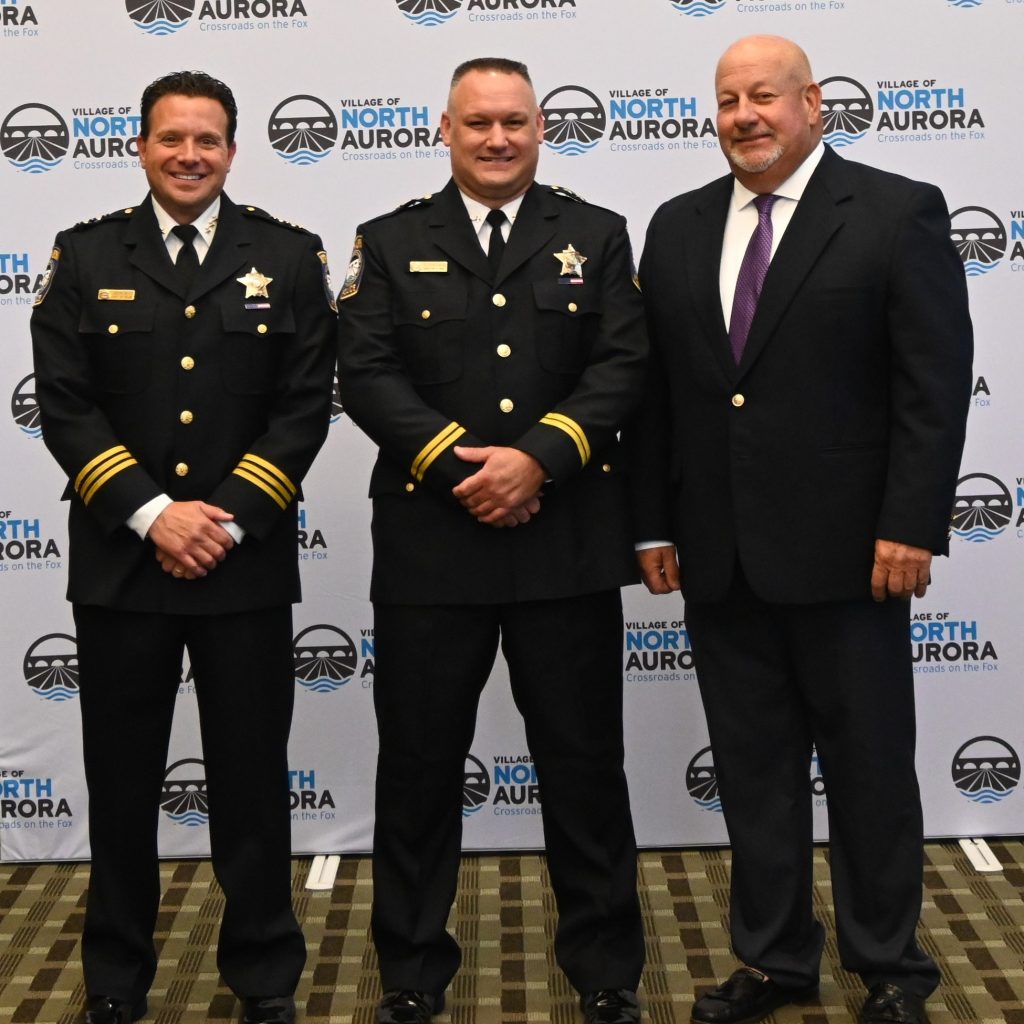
[629,35,972,1024]
[337,58,647,1024]
[31,71,336,1024]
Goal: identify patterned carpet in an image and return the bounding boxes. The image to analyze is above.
[1,842,1023,1023]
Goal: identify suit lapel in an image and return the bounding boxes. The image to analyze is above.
[427,180,492,284]
[496,183,557,286]
[686,176,735,382]
[738,148,850,374]
[125,197,181,296]
[190,194,252,303]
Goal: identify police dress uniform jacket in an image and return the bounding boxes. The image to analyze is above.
[630,146,973,605]
[337,179,648,605]
[31,193,337,614]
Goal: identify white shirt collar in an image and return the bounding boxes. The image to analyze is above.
[730,141,825,212]
[151,194,221,246]
[458,190,527,232]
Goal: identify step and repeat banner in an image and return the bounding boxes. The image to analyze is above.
[1,0,1021,861]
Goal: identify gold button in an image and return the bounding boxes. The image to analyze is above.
[420,309,431,320]
[731,394,745,408]
[602,463,612,473]
[184,305,196,319]
[568,302,578,313]
[175,462,189,477]
[499,398,514,413]
[247,206,256,211]
[123,208,134,214]
[107,324,119,335]
[257,323,268,335]
[496,344,511,358]
[405,482,415,493]
[179,410,193,425]
[181,356,195,370]
[492,293,506,308]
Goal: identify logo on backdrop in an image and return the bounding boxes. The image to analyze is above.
[623,619,695,683]
[911,612,997,673]
[951,737,1019,804]
[1,772,73,823]
[0,511,61,569]
[820,77,873,148]
[463,754,490,816]
[268,96,337,165]
[949,207,1006,277]
[0,1,40,32]
[293,624,358,693]
[951,473,1013,542]
[1,103,69,173]
[685,746,721,812]
[161,758,209,826]
[23,634,78,701]
[540,86,606,156]
[289,768,337,821]
[668,0,724,16]
[396,0,460,23]
[11,374,41,439]
[125,0,195,34]
[296,505,328,561]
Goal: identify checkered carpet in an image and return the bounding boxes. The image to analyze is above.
[2,842,1023,1023]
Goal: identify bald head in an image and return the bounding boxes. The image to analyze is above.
[714,35,822,193]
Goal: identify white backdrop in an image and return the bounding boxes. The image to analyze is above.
[1,0,1021,862]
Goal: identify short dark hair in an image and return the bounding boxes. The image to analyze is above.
[450,58,532,89]
[140,70,238,144]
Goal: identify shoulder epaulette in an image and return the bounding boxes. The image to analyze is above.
[70,207,134,231]
[549,184,586,204]
[240,205,314,234]
[363,193,436,227]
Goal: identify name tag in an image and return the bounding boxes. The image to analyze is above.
[409,261,448,273]
[97,289,136,301]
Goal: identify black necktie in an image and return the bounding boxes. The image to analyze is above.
[171,223,200,293]
[486,208,507,277]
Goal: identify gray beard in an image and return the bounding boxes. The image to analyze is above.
[726,140,784,174]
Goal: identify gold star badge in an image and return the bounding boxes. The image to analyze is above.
[237,267,273,298]
[554,244,587,278]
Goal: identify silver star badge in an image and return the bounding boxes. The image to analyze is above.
[554,244,587,278]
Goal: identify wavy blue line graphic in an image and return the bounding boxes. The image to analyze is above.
[948,0,982,8]
[169,811,208,827]
[963,259,998,277]
[545,141,598,157]
[134,19,188,35]
[671,1,724,15]
[954,526,1005,543]
[402,11,458,26]
[298,677,347,693]
[824,131,866,149]
[961,789,1009,804]
[694,797,722,813]
[19,426,44,439]
[33,687,78,702]
[276,149,330,167]
[462,805,483,818]
[11,157,63,174]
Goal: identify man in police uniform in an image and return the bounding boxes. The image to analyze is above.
[31,71,336,1024]
[337,58,648,1024]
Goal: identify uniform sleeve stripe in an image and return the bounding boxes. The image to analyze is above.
[238,453,297,499]
[411,422,466,482]
[540,413,591,466]
[81,455,138,506]
[233,467,290,510]
[75,445,130,492]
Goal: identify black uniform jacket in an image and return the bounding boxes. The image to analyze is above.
[31,193,336,614]
[629,146,973,605]
[337,179,648,605]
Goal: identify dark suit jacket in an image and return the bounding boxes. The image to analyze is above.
[630,146,973,604]
[31,193,337,614]
[337,179,648,605]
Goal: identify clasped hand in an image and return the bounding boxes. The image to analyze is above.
[451,446,545,528]
[149,500,235,580]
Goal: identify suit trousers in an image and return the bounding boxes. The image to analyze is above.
[370,590,644,996]
[73,603,306,1004]
[684,571,939,996]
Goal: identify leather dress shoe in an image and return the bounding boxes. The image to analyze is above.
[83,996,147,1023]
[581,988,641,1023]
[376,990,445,1024]
[859,983,927,1024]
[240,995,296,1023]
[691,967,817,1024]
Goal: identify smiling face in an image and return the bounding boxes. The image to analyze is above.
[137,93,236,224]
[715,35,822,193]
[441,68,544,208]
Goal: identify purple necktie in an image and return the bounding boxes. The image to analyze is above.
[728,193,778,364]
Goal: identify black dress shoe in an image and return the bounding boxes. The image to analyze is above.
[376,990,445,1024]
[691,967,818,1024]
[240,996,296,1024]
[859,983,927,1024]
[581,988,641,1024]
[83,996,147,1023]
